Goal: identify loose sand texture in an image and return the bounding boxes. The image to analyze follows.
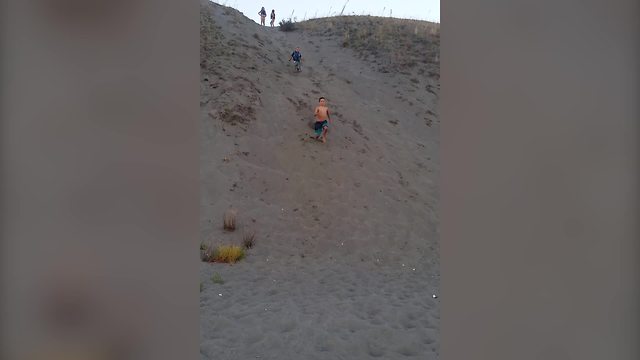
[200,1,440,359]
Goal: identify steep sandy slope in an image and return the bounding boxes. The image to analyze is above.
[200,1,440,359]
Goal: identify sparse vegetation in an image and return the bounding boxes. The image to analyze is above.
[213,245,245,263]
[223,209,237,231]
[211,273,225,284]
[279,18,296,32]
[200,2,226,69]
[242,232,256,249]
[201,210,256,264]
[297,16,439,73]
[201,242,215,262]
[201,243,245,263]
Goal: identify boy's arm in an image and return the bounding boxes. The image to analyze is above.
[327,109,331,122]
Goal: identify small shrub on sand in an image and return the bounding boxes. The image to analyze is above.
[223,209,237,231]
[242,232,256,249]
[212,245,245,263]
[201,244,245,263]
[211,273,224,284]
[200,242,215,262]
[279,18,296,32]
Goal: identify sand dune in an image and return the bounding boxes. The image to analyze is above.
[200,1,440,358]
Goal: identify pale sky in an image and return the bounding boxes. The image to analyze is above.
[213,0,440,24]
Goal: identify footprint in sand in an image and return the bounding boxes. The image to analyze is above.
[367,338,387,357]
[314,334,333,352]
[278,319,297,333]
[396,342,420,357]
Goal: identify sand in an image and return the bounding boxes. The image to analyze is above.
[200,2,440,358]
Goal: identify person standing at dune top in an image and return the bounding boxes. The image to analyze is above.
[314,97,331,143]
[258,7,267,26]
[270,9,276,27]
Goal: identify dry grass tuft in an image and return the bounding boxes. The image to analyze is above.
[279,18,296,31]
[213,245,245,263]
[201,243,245,263]
[200,242,214,262]
[242,232,256,249]
[211,273,224,284]
[223,209,237,231]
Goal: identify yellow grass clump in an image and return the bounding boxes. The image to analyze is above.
[201,243,245,263]
[212,245,245,263]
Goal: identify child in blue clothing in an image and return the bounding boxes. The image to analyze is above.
[289,47,303,72]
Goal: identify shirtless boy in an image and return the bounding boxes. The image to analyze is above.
[314,97,331,143]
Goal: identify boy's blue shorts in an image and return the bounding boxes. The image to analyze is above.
[314,120,328,136]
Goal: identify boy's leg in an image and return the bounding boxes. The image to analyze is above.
[321,125,328,143]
